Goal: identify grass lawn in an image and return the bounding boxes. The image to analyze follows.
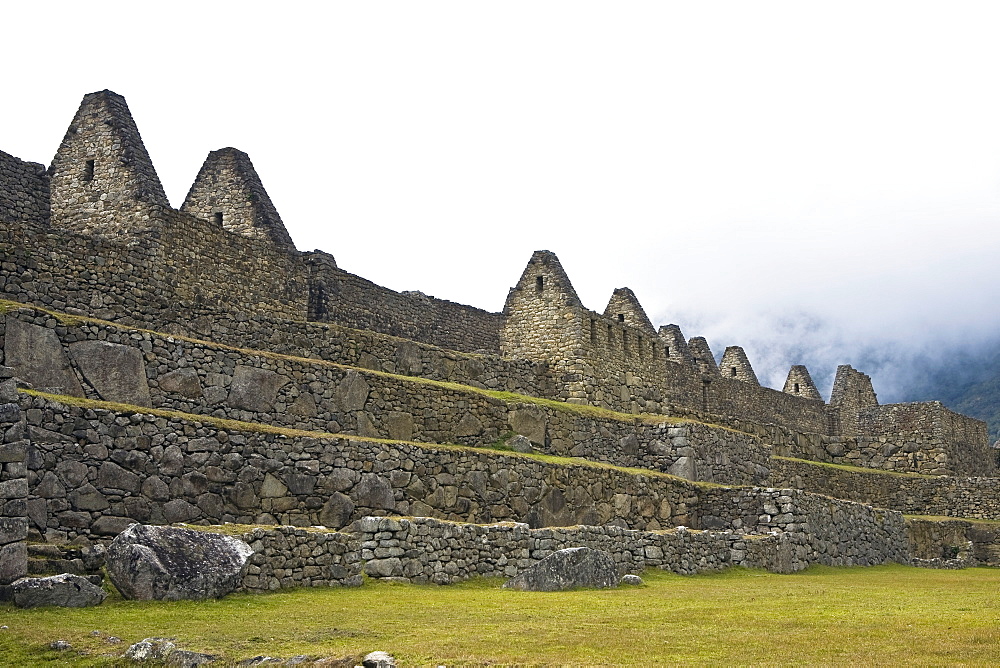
[1,565,998,666]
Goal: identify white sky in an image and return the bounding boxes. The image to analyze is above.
[5,2,1000,399]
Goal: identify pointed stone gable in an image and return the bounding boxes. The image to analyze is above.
[687,337,719,375]
[782,365,822,400]
[658,325,696,368]
[503,250,583,313]
[719,346,759,385]
[49,90,168,235]
[181,148,295,250]
[603,288,656,334]
[829,365,878,409]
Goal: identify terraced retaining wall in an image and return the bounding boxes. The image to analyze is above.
[1,308,769,485]
[770,457,1000,520]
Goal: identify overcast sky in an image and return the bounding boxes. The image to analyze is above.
[5,2,1000,400]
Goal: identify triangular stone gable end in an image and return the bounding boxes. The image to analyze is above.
[829,364,879,409]
[719,346,760,385]
[782,365,822,400]
[503,250,583,314]
[49,90,169,235]
[687,337,719,375]
[603,288,656,334]
[181,148,295,250]
[658,325,696,368]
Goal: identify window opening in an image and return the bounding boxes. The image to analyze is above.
[83,159,95,182]
[214,212,224,225]
[617,313,625,323]
[535,276,544,292]
[590,319,597,344]
[731,367,738,377]
[794,383,800,393]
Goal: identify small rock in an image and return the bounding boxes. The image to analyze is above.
[49,640,71,651]
[362,651,397,668]
[620,574,644,586]
[505,435,533,453]
[124,637,176,661]
[107,636,122,644]
[168,649,218,666]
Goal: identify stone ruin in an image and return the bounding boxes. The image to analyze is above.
[1,89,998,599]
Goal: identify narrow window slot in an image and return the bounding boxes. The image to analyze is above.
[83,159,95,182]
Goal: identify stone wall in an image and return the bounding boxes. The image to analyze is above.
[0,366,28,591]
[0,215,307,324]
[699,486,909,567]
[906,517,1000,567]
[352,516,791,583]
[769,456,1000,519]
[0,307,769,485]
[193,525,363,592]
[19,392,708,541]
[0,150,49,224]
[307,256,504,354]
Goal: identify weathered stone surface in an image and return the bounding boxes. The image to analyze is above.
[503,547,620,591]
[228,366,288,413]
[287,392,317,418]
[12,573,107,608]
[385,412,414,441]
[167,649,218,666]
[3,317,83,396]
[455,413,483,437]
[69,340,151,406]
[363,651,397,668]
[319,492,355,529]
[668,456,697,481]
[0,541,27,584]
[124,638,176,661]
[159,368,203,399]
[505,434,533,453]
[351,474,395,510]
[106,524,253,600]
[509,405,546,445]
[335,371,369,411]
[620,574,644,586]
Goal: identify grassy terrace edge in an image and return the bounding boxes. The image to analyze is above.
[773,454,937,479]
[0,297,744,432]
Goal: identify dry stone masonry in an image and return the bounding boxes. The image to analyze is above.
[1,88,999,600]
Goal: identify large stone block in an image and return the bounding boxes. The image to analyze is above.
[503,547,620,591]
[227,366,289,413]
[3,317,83,396]
[509,404,546,445]
[69,340,151,406]
[12,573,107,608]
[106,524,253,600]
[158,368,203,399]
[0,541,27,585]
[336,371,370,412]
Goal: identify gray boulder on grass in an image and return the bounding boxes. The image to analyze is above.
[502,547,620,591]
[106,524,253,601]
[12,573,108,608]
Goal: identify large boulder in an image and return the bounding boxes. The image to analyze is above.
[502,547,620,591]
[106,524,253,600]
[12,573,108,608]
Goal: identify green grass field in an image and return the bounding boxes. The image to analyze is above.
[2,565,999,666]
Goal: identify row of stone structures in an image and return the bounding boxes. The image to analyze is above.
[1,89,998,594]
